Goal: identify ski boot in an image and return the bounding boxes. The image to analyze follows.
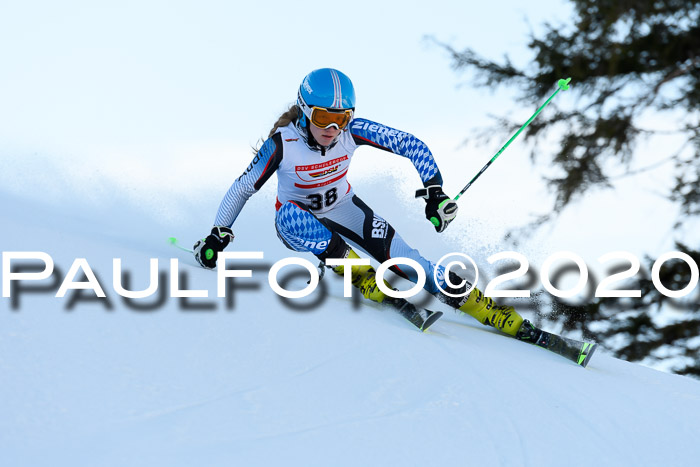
[329,248,388,303]
[326,246,443,331]
[438,273,524,336]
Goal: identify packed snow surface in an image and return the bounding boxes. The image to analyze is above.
[2,173,700,467]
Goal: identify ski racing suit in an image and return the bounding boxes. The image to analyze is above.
[214,118,449,294]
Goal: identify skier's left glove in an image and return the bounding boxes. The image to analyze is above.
[193,226,235,269]
[415,185,458,233]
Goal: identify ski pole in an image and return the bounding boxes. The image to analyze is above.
[169,236,194,253]
[453,77,571,202]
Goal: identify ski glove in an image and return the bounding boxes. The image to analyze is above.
[415,185,458,233]
[193,226,235,269]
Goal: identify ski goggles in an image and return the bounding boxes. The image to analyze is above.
[309,107,354,130]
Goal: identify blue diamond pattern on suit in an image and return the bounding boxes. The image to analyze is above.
[275,201,333,255]
[350,118,441,185]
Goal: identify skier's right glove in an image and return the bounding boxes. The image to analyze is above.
[415,185,458,233]
[193,226,235,269]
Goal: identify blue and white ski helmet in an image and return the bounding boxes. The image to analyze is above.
[297,68,356,126]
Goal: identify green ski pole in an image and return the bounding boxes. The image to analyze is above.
[453,77,571,202]
[168,236,194,253]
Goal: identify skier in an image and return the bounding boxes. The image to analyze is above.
[193,68,527,338]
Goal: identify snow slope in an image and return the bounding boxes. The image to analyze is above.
[2,174,700,467]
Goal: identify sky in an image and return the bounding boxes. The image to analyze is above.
[1,0,572,149]
[1,0,697,302]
